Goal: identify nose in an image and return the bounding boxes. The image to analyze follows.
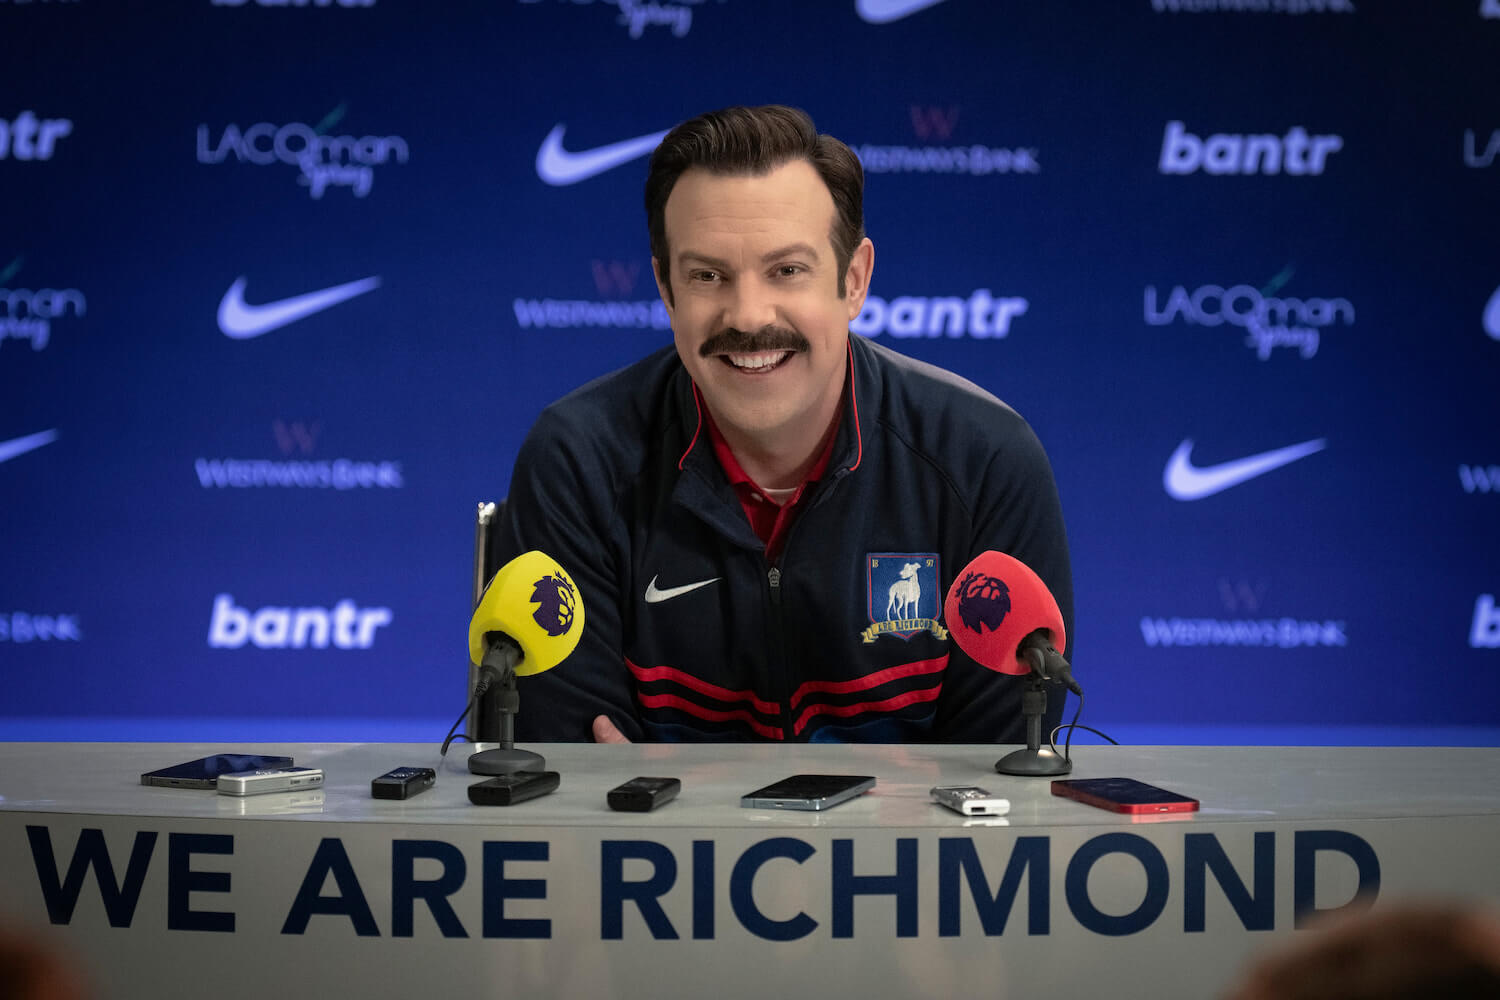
[723,276,778,334]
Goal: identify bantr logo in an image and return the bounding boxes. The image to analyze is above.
[1463,129,1500,168]
[208,594,392,649]
[1460,465,1500,494]
[591,260,643,298]
[1159,120,1343,176]
[852,289,1028,339]
[1145,268,1353,360]
[0,258,85,352]
[0,112,72,161]
[1472,595,1500,648]
[909,105,960,141]
[196,105,408,198]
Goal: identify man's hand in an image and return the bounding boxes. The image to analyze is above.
[592,715,631,744]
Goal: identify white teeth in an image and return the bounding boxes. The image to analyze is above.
[725,351,791,370]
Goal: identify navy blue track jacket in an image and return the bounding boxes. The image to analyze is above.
[499,334,1073,743]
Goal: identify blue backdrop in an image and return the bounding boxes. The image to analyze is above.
[4,0,1497,745]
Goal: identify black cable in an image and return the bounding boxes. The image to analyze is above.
[439,694,477,759]
[1049,689,1120,761]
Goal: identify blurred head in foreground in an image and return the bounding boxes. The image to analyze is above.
[1226,901,1500,1000]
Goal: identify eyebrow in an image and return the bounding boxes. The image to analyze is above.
[677,242,824,270]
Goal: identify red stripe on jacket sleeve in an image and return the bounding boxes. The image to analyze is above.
[637,693,784,740]
[788,655,949,711]
[627,658,782,716]
[792,685,942,736]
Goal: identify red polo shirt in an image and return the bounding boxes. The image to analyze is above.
[705,408,840,564]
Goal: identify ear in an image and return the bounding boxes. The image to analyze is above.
[652,256,675,316]
[843,237,874,321]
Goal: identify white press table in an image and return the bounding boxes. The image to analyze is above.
[2,742,1498,999]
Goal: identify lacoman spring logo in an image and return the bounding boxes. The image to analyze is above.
[1145,268,1353,360]
[196,105,408,198]
[0,258,84,353]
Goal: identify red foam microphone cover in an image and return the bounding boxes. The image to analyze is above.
[944,551,1067,675]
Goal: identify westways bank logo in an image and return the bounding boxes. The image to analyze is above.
[1,257,85,352]
[514,259,670,331]
[196,104,408,198]
[854,105,1040,177]
[195,421,404,490]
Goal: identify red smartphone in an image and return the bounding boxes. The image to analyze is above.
[1051,777,1199,815]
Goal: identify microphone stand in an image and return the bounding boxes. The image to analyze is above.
[468,637,547,776]
[994,638,1074,777]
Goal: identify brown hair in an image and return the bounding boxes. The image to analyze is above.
[645,105,865,302]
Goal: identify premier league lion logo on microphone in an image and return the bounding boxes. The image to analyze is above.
[530,572,577,637]
[954,571,1011,634]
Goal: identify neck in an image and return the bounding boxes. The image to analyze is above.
[720,416,838,490]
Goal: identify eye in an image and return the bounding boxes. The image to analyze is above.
[688,269,721,284]
[774,264,805,278]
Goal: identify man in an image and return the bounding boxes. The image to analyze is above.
[499,105,1071,743]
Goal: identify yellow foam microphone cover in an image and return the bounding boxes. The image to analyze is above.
[468,550,585,676]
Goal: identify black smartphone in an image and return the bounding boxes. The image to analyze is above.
[141,754,295,789]
[468,770,560,806]
[740,774,876,811]
[1051,777,1199,815]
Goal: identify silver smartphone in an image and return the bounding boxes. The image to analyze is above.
[216,767,324,797]
[740,774,876,811]
[141,754,294,789]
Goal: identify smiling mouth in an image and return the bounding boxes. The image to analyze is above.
[720,350,794,373]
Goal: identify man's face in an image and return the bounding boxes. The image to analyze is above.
[654,159,873,457]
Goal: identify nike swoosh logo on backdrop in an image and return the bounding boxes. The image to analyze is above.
[217,275,382,339]
[0,429,58,465]
[535,124,670,186]
[644,575,721,604]
[1164,438,1327,501]
[855,0,950,23]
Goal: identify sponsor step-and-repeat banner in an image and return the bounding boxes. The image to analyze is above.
[2,0,1497,743]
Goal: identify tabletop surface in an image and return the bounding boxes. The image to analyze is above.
[3,741,1497,829]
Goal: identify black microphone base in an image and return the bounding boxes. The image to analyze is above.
[468,747,546,775]
[995,746,1072,777]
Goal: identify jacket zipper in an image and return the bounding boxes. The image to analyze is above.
[766,564,794,739]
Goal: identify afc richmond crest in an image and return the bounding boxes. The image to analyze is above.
[860,553,949,643]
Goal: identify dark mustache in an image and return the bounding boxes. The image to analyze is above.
[699,325,810,358]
